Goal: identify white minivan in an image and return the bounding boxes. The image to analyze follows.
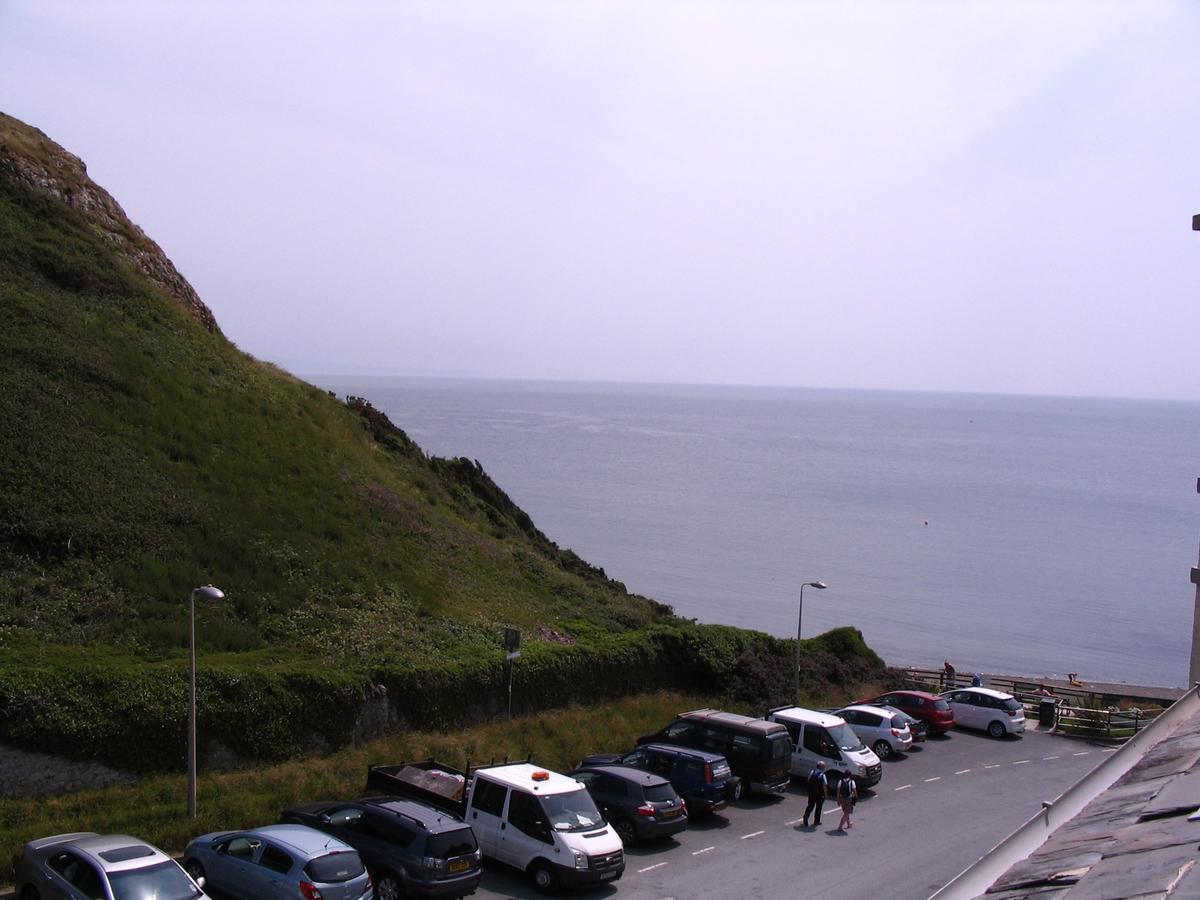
[939,687,1026,738]
[368,759,625,892]
[767,706,883,789]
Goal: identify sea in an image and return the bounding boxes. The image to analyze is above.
[309,376,1200,688]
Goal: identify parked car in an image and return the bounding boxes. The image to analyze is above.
[16,832,210,900]
[888,707,928,742]
[766,706,883,789]
[637,708,792,797]
[566,764,688,845]
[183,824,372,900]
[939,687,1026,737]
[581,743,735,815]
[862,690,955,734]
[835,704,914,759]
[367,760,624,892]
[280,796,482,900]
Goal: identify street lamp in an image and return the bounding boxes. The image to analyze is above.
[188,584,224,818]
[795,581,828,702]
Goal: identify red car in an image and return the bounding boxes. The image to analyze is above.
[862,690,955,734]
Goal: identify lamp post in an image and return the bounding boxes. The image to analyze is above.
[188,584,224,818]
[795,581,827,702]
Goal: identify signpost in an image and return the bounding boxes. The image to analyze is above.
[504,628,520,717]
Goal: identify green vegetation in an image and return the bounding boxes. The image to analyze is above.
[0,112,889,775]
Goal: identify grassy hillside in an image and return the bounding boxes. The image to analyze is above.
[0,112,886,770]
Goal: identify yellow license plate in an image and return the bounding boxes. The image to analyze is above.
[661,808,679,818]
[448,859,469,873]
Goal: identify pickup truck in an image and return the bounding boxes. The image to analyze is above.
[367,760,625,893]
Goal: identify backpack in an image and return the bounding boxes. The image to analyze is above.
[837,777,857,803]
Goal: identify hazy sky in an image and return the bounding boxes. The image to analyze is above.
[3,2,1198,400]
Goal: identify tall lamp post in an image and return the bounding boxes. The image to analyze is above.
[795,581,827,702]
[188,584,224,818]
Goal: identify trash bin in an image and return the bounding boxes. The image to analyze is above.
[1039,699,1057,729]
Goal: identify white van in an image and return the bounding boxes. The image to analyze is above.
[766,706,883,789]
[369,759,625,892]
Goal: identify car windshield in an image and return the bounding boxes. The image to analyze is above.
[934,699,950,711]
[109,860,203,900]
[304,851,365,884]
[1003,698,1022,711]
[767,734,790,764]
[827,723,864,751]
[542,788,603,832]
[644,784,677,803]
[890,716,907,729]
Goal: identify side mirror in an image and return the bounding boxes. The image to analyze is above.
[319,814,332,825]
[195,876,206,888]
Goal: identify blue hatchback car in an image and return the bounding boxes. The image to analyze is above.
[581,743,735,816]
[183,824,372,900]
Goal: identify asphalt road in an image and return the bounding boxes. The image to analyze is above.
[471,727,1114,900]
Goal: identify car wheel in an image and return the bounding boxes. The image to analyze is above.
[530,860,559,894]
[988,720,1007,739]
[613,817,638,846]
[872,739,893,760]
[184,860,205,885]
[20,887,40,900]
[375,871,404,900]
[730,778,745,801]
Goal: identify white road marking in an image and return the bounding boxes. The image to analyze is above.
[1073,752,1090,756]
[1102,748,1118,753]
[638,862,669,873]
[925,776,941,782]
[786,818,806,826]
[741,830,765,840]
[1013,760,1031,765]
[1043,756,1060,760]
[692,846,715,856]
[955,769,971,775]
[895,784,912,791]
[984,764,1000,769]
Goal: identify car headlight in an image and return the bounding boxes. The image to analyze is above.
[857,764,867,776]
[573,849,588,870]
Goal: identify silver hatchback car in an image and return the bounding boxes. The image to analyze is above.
[15,832,210,900]
[183,824,372,900]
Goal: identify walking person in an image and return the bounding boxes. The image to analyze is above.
[802,761,828,828]
[835,773,858,832]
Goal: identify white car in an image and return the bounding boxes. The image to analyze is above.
[834,704,914,760]
[939,687,1026,737]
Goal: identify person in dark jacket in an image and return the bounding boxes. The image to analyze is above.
[802,761,828,828]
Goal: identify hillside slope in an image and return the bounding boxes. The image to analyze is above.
[0,113,885,771]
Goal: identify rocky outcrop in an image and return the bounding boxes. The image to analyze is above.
[0,111,221,334]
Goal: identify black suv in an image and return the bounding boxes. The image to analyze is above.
[581,743,735,816]
[281,796,481,899]
[567,764,688,846]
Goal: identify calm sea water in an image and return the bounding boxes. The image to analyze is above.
[311,377,1200,687]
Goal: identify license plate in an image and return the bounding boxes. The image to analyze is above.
[448,859,469,873]
[661,808,679,818]
[600,871,617,880]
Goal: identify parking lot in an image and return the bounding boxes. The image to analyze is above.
[472,728,1112,899]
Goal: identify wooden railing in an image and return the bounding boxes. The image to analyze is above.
[897,667,1165,740]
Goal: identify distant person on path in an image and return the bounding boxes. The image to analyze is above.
[971,672,982,687]
[802,761,828,828]
[1032,684,1056,697]
[835,775,858,832]
[942,660,956,686]
[1068,672,1083,687]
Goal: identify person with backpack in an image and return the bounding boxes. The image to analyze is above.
[802,761,828,828]
[836,773,858,831]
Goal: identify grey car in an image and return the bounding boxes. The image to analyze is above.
[14,831,209,900]
[183,824,371,900]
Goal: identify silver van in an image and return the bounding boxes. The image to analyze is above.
[766,706,883,789]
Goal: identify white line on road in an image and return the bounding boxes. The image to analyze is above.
[741,830,765,840]
[1013,760,1031,765]
[984,764,1000,769]
[1043,756,1060,760]
[955,769,971,775]
[638,862,669,873]
[786,818,805,826]
[1073,751,1090,756]
[1102,748,1118,753]
[692,846,715,856]
[925,776,941,782]
[895,784,912,791]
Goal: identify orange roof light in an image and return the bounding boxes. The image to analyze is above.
[532,771,550,781]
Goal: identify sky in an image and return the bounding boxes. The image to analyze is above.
[2,1,1199,401]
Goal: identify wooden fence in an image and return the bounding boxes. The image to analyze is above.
[899,667,1165,740]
